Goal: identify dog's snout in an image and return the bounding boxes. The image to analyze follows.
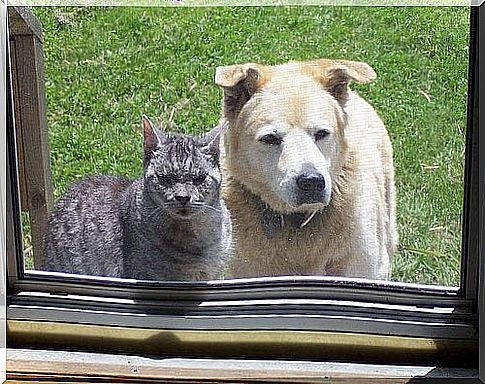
[175,195,190,206]
[296,173,326,193]
[294,167,330,206]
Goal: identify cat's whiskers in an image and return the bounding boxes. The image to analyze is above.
[147,206,166,221]
[191,202,222,214]
[155,201,222,215]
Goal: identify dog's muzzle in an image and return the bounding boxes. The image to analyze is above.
[295,169,328,205]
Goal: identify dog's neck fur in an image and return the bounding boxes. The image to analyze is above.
[232,179,334,238]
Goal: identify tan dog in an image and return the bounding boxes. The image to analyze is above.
[215,59,397,280]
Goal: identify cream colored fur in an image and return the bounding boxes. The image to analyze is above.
[215,59,397,280]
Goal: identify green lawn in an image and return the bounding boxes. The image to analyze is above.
[29,6,470,286]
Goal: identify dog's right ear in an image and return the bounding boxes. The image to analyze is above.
[215,63,267,119]
[142,115,166,167]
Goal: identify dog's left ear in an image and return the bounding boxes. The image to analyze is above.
[315,60,377,104]
[199,121,229,162]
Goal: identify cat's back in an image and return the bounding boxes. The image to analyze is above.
[61,175,132,205]
[44,175,133,277]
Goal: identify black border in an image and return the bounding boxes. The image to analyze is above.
[461,2,478,300]
[476,3,484,383]
[5,6,22,291]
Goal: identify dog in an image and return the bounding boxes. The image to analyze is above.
[215,59,397,280]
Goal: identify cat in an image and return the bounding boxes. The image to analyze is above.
[43,116,232,281]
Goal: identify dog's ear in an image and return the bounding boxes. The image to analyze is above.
[215,63,267,119]
[142,114,166,167]
[308,60,376,104]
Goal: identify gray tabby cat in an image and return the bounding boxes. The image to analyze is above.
[43,116,232,281]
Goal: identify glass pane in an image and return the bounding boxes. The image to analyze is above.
[19,6,469,286]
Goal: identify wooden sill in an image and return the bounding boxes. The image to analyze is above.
[6,348,479,383]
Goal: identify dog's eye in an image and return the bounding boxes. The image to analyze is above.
[259,134,282,146]
[315,130,330,141]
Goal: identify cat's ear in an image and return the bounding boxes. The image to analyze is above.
[143,115,166,150]
[199,121,228,160]
[143,115,166,165]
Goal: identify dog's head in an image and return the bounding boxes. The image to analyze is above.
[215,59,376,214]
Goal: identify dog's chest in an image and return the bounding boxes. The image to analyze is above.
[233,206,347,276]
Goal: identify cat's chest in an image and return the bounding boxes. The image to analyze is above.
[123,230,219,283]
[133,217,218,256]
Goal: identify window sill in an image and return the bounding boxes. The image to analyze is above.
[6,348,479,383]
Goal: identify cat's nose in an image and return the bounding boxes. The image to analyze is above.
[175,195,190,206]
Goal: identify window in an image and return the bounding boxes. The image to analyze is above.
[18,7,472,286]
[5,3,483,381]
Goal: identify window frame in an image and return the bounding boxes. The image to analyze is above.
[4,3,483,374]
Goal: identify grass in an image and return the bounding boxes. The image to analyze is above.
[28,6,470,286]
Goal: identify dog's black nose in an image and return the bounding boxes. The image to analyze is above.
[175,195,190,206]
[296,173,326,193]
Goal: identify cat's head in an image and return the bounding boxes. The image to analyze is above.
[142,115,225,219]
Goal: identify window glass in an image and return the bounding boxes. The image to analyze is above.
[18,6,469,286]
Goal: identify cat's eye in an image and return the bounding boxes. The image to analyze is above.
[158,175,174,186]
[193,174,207,185]
[259,134,282,146]
[315,129,330,141]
